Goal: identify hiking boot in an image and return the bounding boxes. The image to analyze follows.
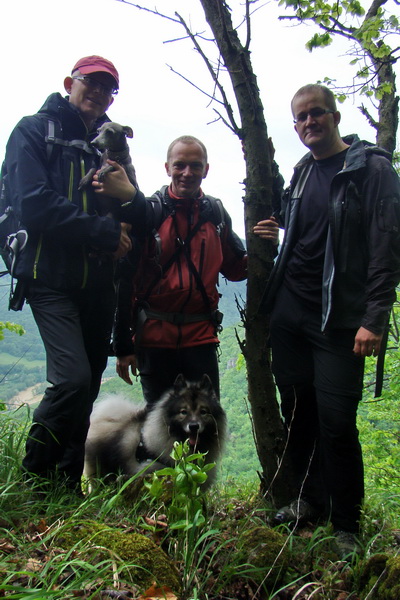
[272,498,319,526]
[333,530,362,561]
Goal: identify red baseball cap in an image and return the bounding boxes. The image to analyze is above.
[71,55,119,88]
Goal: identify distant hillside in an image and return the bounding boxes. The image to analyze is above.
[0,274,246,396]
[217,277,246,327]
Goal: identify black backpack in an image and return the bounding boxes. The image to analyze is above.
[0,118,101,310]
[149,185,225,237]
[0,119,66,278]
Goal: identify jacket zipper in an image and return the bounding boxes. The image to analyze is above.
[33,235,43,279]
[80,157,88,289]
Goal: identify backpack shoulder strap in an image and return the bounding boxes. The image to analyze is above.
[147,186,172,259]
[44,118,99,156]
[45,119,62,163]
[202,195,225,235]
[148,187,170,230]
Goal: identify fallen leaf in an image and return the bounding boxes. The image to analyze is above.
[137,582,177,599]
[25,558,43,573]
[0,539,16,554]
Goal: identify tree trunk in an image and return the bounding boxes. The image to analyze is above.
[199,0,295,505]
[376,61,399,155]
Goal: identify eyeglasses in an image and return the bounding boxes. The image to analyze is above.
[72,75,118,96]
[293,108,334,124]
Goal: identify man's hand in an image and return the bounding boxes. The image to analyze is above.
[253,216,279,245]
[353,326,383,357]
[113,222,132,259]
[93,161,136,203]
[116,354,137,385]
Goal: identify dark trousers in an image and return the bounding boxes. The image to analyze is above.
[22,283,115,487]
[269,285,365,532]
[137,343,220,405]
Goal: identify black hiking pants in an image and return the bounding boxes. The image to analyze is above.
[269,285,365,533]
[137,343,220,405]
[22,282,115,490]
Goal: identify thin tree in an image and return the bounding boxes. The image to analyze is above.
[116,0,296,504]
[278,0,399,154]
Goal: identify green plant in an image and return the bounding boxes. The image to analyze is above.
[143,442,220,597]
[145,441,214,529]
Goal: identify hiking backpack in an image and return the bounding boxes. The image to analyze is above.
[0,119,64,279]
[0,118,102,309]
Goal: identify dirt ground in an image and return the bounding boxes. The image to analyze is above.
[9,384,44,408]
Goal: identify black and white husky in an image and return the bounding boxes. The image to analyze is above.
[84,374,227,489]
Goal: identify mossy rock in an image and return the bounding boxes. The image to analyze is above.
[359,552,388,597]
[54,519,181,594]
[235,525,290,588]
[374,555,400,600]
[359,554,400,600]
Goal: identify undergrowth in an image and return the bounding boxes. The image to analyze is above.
[1,405,400,600]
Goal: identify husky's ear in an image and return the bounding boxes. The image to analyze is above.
[173,373,187,391]
[200,373,214,392]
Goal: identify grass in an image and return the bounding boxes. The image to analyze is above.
[1,406,400,600]
[0,353,45,368]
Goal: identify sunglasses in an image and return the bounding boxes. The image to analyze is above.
[293,108,334,124]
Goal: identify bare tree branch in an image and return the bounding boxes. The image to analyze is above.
[209,108,238,134]
[360,103,379,129]
[174,10,240,133]
[166,63,225,106]
[245,0,251,52]
[115,0,181,24]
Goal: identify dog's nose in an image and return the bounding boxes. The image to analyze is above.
[189,422,200,433]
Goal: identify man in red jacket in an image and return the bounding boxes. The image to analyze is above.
[96,135,249,403]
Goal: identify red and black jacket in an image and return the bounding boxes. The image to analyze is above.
[114,185,247,354]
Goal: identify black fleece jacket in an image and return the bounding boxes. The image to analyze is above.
[263,134,400,334]
[4,92,121,291]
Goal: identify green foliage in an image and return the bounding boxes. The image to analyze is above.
[144,441,222,597]
[0,320,24,341]
[279,0,399,105]
[0,405,400,599]
[145,441,214,530]
[306,32,332,50]
[357,301,400,506]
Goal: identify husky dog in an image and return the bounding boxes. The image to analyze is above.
[84,374,227,489]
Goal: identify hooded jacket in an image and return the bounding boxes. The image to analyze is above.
[263,134,400,334]
[4,92,121,291]
[114,185,247,354]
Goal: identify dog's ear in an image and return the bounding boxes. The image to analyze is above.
[199,373,214,393]
[123,126,134,139]
[173,373,187,391]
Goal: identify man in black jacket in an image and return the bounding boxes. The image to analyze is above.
[254,84,400,558]
[4,56,132,495]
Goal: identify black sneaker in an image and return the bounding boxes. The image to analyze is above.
[333,530,361,561]
[272,498,319,526]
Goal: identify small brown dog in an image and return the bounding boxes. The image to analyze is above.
[79,121,138,216]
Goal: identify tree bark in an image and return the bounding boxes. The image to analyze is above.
[376,61,399,155]
[199,0,295,505]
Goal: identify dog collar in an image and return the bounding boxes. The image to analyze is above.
[105,148,130,163]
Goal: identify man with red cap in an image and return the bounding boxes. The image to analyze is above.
[3,55,132,496]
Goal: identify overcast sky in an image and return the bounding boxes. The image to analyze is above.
[1,0,398,237]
